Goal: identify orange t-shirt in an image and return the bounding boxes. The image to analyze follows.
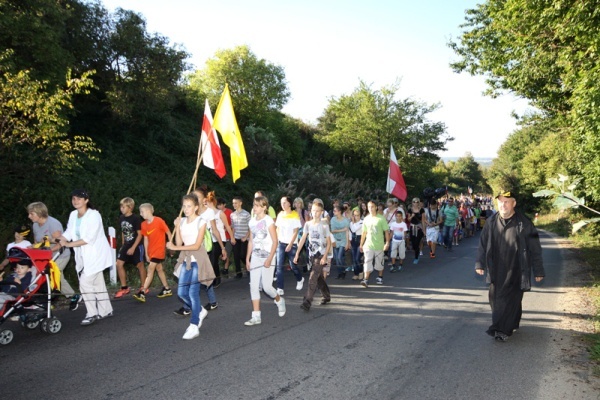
[141,216,170,259]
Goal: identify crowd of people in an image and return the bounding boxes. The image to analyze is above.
[1,187,509,341]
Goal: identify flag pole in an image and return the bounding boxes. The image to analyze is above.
[187,137,209,195]
[169,126,210,247]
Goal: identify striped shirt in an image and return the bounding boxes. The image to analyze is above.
[231,209,251,240]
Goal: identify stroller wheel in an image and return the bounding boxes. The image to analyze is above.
[21,320,40,330]
[41,317,62,334]
[0,329,14,345]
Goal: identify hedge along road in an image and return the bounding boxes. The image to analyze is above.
[0,231,596,400]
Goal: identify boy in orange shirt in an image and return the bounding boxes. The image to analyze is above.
[133,203,173,302]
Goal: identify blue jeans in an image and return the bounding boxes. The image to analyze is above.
[276,242,302,290]
[351,236,363,275]
[442,225,454,249]
[334,246,346,274]
[177,262,200,325]
[202,283,216,304]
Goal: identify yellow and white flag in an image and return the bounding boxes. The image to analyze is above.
[212,84,248,183]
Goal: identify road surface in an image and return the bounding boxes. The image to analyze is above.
[0,231,597,399]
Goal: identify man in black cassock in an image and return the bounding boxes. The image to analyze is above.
[475,190,545,342]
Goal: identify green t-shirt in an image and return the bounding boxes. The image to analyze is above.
[442,205,459,227]
[362,214,389,250]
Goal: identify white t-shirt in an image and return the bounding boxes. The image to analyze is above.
[383,207,398,225]
[307,222,330,256]
[200,207,216,228]
[180,216,206,262]
[349,220,363,240]
[389,221,407,242]
[249,215,275,266]
[211,209,226,242]
[200,207,219,243]
[276,212,302,244]
[6,240,32,253]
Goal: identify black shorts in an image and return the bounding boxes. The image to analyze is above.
[149,257,165,263]
[117,244,144,265]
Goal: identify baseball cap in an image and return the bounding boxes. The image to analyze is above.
[495,190,515,199]
[70,189,89,199]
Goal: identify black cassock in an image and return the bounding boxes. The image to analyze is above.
[486,215,522,337]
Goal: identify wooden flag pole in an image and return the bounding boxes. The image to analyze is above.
[169,131,210,246]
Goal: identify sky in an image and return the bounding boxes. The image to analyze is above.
[101,0,531,158]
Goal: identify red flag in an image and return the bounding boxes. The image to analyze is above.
[386,145,407,201]
[200,99,226,178]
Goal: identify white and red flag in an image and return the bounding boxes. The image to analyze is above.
[386,144,407,201]
[200,99,226,178]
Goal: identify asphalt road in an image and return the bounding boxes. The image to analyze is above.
[1,231,597,400]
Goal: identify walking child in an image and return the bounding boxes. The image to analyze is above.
[230,196,251,279]
[424,201,442,258]
[133,203,173,302]
[294,202,332,311]
[244,196,286,326]
[359,201,391,287]
[114,197,146,298]
[166,194,213,340]
[388,211,407,272]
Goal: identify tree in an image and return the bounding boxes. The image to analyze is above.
[316,80,451,185]
[447,153,488,193]
[485,115,574,212]
[105,8,190,124]
[187,45,290,130]
[533,175,600,234]
[186,45,308,174]
[0,51,99,171]
[449,0,600,202]
[0,0,76,87]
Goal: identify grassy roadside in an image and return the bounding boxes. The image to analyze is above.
[535,213,600,370]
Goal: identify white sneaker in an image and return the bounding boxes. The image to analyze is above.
[419,251,423,256]
[244,316,262,326]
[296,277,304,291]
[182,324,199,339]
[376,277,383,285]
[276,288,284,296]
[198,307,208,328]
[275,297,286,317]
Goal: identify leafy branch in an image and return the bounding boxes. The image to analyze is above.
[533,174,600,233]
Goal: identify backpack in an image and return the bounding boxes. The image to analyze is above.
[426,208,439,224]
[204,225,213,252]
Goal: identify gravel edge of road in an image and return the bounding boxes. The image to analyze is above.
[542,229,600,390]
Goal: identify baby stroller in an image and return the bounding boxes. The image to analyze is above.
[0,247,63,345]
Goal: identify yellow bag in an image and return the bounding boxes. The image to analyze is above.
[48,260,61,291]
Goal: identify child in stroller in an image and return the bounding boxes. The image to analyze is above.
[0,247,62,345]
[0,258,33,309]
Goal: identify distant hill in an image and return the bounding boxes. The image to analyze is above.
[441,156,494,168]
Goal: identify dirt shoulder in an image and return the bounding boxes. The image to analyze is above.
[548,232,600,390]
